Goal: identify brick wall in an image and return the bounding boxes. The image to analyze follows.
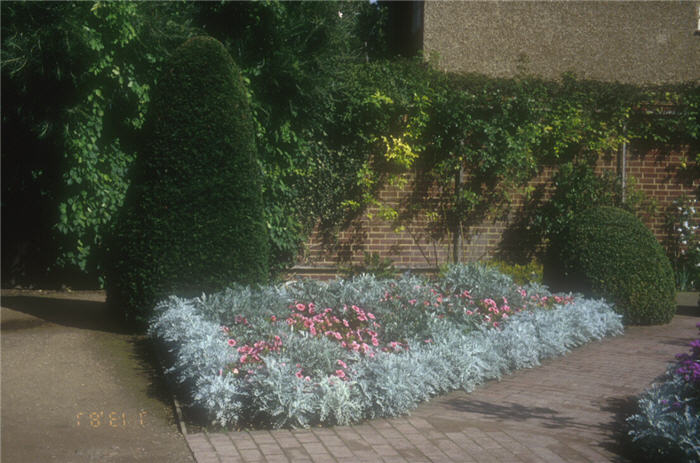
[290,144,697,279]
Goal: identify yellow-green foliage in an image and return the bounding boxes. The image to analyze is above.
[485,260,543,286]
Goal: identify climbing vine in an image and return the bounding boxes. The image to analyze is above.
[335,62,699,263]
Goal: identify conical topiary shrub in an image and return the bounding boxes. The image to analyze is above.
[106,36,269,326]
[552,206,675,325]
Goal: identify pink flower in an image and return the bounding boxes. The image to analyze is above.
[335,370,346,378]
[228,339,237,347]
[409,299,417,305]
[337,359,348,369]
[270,315,277,322]
[295,370,304,379]
[308,302,316,313]
[296,303,306,311]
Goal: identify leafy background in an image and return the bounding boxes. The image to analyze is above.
[2,1,698,289]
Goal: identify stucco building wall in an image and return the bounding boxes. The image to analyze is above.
[423,1,700,84]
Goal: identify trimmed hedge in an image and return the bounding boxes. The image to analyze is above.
[105,36,269,326]
[554,206,675,325]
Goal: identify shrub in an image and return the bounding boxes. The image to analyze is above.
[105,36,269,326]
[552,206,676,325]
[666,197,700,291]
[485,260,543,286]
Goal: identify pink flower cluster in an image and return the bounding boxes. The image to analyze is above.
[383,284,575,331]
[518,289,574,309]
[286,303,381,358]
[223,323,283,375]
[466,296,513,329]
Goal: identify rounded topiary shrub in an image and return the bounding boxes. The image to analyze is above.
[105,36,269,326]
[553,206,675,325]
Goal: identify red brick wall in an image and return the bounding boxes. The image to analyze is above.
[290,144,697,279]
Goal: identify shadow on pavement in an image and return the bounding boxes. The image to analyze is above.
[441,397,581,430]
[676,305,700,317]
[1,295,131,334]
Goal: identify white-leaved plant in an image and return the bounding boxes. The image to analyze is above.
[150,265,624,429]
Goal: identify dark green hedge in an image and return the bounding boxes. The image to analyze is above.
[554,206,675,325]
[105,36,269,326]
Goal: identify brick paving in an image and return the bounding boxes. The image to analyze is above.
[184,312,698,463]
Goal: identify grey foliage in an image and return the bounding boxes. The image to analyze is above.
[627,370,700,462]
[150,264,623,429]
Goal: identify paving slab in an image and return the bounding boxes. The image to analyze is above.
[186,313,698,463]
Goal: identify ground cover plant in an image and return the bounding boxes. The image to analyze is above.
[627,323,700,462]
[151,263,623,429]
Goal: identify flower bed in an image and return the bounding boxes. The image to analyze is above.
[627,323,700,462]
[150,263,623,429]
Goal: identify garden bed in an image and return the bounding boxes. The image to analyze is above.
[150,264,623,429]
[627,322,700,463]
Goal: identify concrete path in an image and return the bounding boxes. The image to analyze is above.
[184,311,699,463]
[1,290,194,463]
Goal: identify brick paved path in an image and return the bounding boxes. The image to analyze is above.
[185,313,698,463]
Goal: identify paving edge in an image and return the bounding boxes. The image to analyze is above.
[149,338,197,461]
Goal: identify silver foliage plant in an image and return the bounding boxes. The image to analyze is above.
[627,365,700,462]
[149,263,623,429]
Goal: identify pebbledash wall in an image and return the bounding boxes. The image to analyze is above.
[422,1,700,86]
[289,1,700,278]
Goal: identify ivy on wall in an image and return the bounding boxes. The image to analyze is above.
[332,61,699,264]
